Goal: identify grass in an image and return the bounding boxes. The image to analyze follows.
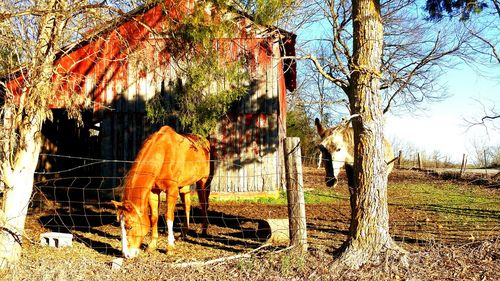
[208,179,499,244]
[389,182,497,208]
[210,189,346,205]
[388,182,500,223]
[208,180,498,215]
[387,180,499,245]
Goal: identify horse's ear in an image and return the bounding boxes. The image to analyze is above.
[315,118,325,138]
[111,200,124,221]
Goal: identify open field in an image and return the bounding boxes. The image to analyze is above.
[2,168,499,280]
[417,167,499,184]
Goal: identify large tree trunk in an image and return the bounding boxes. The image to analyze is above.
[336,0,406,269]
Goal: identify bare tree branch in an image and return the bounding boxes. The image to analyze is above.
[465,25,500,63]
[297,0,470,115]
[283,54,349,89]
[491,0,500,17]
[464,99,500,130]
[481,115,500,122]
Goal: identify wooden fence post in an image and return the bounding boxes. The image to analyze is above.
[483,150,488,176]
[460,153,468,178]
[417,153,423,170]
[283,137,308,252]
[397,150,402,169]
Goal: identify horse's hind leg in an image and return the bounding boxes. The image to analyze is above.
[196,178,211,236]
[179,185,191,238]
[147,190,160,253]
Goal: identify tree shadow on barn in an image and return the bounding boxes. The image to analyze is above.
[213,92,281,170]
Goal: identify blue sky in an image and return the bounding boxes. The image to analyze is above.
[385,64,499,163]
[294,4,499,164]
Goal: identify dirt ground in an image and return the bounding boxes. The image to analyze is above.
[2,168,499,280]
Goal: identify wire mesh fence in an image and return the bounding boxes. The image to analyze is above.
[1,151,498,263]
[21,153,301,256]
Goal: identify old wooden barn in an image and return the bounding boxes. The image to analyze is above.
[6,0,296,196]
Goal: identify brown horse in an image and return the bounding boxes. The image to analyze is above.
[315,118,394,188]
[112,126,211,258]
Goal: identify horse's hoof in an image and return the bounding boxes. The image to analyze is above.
[146,243,157,253]
[167,244,175,252]
[181,228,189,238]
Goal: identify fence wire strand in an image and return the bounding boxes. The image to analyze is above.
[0,152,498,263]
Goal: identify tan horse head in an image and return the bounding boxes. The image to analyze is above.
[315,117,394,188]
[112,200,150,258]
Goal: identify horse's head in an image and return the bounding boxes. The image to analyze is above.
[315,118,353,188]
[112,200,150,258]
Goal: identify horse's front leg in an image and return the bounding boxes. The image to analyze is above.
[165,186,179,251]
[179,185,191,238]
[147,191,160,253]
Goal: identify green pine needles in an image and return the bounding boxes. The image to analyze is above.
[146,0,250,136]
[176,53,249,137]
[244,0,296,26]
[146,0,297,136]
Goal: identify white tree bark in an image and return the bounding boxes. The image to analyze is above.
[0,115,42,268]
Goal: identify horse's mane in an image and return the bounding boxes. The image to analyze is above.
[333,123,354,149]
[322,121,352,139]
[119,131,160,194]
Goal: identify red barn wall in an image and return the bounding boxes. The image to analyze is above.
[9,1,296,194]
